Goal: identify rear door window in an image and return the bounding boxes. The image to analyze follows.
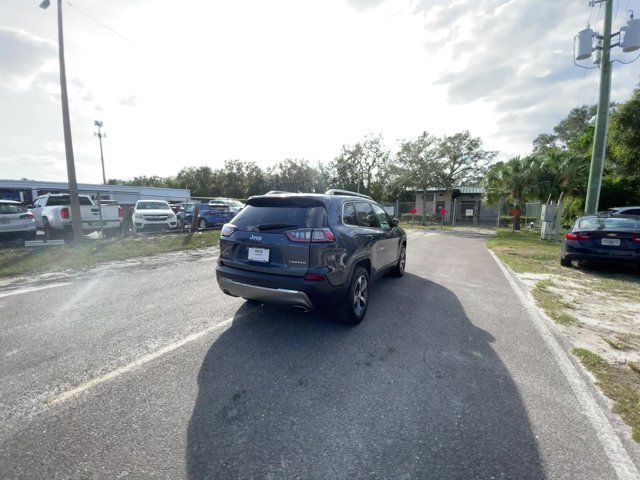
[0,203,27,214]
[355,202,379,228]
[371,204,391,231]
[232,198,327,231]
[343,202,358,226]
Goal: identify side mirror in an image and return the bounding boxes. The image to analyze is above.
[391,217,399,227]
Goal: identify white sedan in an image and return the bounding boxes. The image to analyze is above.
[0,200,36,243]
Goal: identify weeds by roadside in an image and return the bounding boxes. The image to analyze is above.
[574,348,640,442]
[532,280,579,326]
[0,230,221,278]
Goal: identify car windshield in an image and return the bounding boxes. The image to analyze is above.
[136,201,170,210]
[579,217,640,230]
[0,203,27,214]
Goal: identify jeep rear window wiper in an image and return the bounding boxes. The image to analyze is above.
[255,223,299,231]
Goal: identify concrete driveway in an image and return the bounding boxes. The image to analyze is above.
[0,231,638,479]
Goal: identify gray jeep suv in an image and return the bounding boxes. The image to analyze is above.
[215,190,407,324]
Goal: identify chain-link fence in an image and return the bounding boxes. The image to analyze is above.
[382,200,502,228]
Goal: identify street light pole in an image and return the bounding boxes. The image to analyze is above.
[585,0,613,215]
[40,0,83,242]
[94,121,107,184]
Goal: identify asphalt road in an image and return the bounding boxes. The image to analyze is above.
[1,231,638,479]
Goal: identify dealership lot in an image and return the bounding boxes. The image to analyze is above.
[1,232,638,479]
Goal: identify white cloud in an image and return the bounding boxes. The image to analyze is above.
[0,0,639,183]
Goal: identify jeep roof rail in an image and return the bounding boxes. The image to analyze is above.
[325,189,372,200]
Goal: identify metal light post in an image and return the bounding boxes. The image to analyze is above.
[39,0,83,242]
[575,0,640,214]
[94,121,107,184]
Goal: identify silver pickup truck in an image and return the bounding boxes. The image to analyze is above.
[31,193,123,240]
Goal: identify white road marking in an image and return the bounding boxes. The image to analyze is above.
[488,249,640,480]
[0,282,72,299]
[47,317,235,406]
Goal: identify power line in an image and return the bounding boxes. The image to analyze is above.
[65,0,134,44]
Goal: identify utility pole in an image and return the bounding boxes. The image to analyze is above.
[576,0,640,214]
[94,121,107,184]
[585,0,613,214]
[39,0,83,242]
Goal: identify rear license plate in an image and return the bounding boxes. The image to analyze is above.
[248,247,270,263]
[89,221,102,226]
[601,238,620,246]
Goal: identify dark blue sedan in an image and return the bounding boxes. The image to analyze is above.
[561,215,640,267]
[177,202,234,230]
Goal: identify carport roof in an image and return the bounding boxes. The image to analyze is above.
[415,186,484,194]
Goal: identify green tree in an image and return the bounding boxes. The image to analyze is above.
[329,135,390,196]
[609,87,640,178]
[484,156,535,230]
[270,159,319,192]
[436,131,496,190]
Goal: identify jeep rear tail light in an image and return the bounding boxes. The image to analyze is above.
[286,228,335,243]
[632,235,640,244]
[20,213,34,219]
[60,207,69,219]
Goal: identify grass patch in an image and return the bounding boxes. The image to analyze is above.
[573,348,640,442]
[605,337,632,351]
[531,279,579,326]
[0,230,220,278]
[486,230,561,274]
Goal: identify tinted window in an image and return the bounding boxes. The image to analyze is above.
[343,202,358,226]
[46,195,93,206]
[232,202,327,230]
[355,202,379,228]
[371,203,391,231]
[0,203,27,214]
[624,209,640,216]
[579,217,640,230]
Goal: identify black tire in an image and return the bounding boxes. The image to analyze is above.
[391,244,406,277]
[198,219,207,230]
[339,266,370,325]
[560,256,572,267]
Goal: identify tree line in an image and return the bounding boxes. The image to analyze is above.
[108,131,496,202]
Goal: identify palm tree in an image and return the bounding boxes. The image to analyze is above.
[484,157,535,230]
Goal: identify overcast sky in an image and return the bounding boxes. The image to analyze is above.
[1,0,639,183]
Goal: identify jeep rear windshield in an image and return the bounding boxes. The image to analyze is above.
[232,197,327,231]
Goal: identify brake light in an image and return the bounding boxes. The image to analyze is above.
[633,235,640,244]
[60,207,69,219]
[20,213,34,219]
[118,206,123,218]
[304,273,325,281]
[285,228,335,243]
[565,232,590,240]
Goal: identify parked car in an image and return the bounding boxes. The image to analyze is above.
[31,193,122,240]
[211,198,245,215]
[177,201,233,230]
[0,200,36,243]
[215,189,407,324]
[561,215,640,267]
[132,200,177,232]
[607,206,640,216]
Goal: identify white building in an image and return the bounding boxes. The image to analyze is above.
[0,179,191,206]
